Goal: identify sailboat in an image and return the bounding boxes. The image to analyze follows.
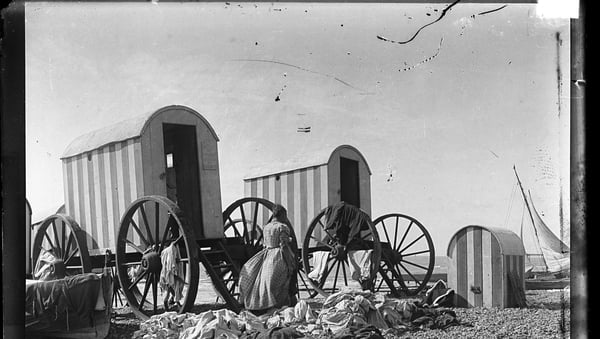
[513,166,570,290]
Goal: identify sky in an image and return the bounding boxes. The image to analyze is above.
[25,2,571,253]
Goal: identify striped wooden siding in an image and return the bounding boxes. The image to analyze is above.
[244,165,328,241]
[447,226,524,308]
[63,138,144,253]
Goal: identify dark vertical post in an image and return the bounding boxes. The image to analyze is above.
[570,7,586,339]
[1,1,26,338]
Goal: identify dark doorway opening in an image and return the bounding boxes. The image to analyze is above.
[163,123,203,236]
[340,157,360,208]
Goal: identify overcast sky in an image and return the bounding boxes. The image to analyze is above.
[25,2,570,252]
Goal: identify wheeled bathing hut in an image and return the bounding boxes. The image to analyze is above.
[243,145,437,297]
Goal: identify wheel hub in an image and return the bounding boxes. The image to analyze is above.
[141,252,162,274]
[331,244,347,261]
[394,251,403,262]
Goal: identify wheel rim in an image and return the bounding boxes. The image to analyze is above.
[116,195,199,320]
[373,213,435,296]
[302,205,381,297]
[31,214,91,277]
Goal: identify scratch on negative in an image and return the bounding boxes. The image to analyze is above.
[230,59,367,92]
[400,38,444,72]
[377,0,461,45]
[478,5,507,16]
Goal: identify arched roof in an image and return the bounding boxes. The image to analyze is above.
[447,225,526,257]
[244,144,372,179]
[61,105,219,159]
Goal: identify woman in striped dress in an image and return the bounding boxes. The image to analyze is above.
[239,204,298,313]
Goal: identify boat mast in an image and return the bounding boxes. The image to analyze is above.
[513,165,547,271]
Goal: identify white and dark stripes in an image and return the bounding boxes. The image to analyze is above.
[244,165,328,240]
[62,138,144,253]
[447,226,524,308]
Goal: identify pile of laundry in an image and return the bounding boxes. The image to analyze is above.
[132,286,459,339]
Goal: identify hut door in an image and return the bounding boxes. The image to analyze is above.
[340,157,360,208]
[163,123,203,235]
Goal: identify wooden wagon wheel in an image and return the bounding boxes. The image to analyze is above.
[373,213,435,296]
[221,198,316,300]
[302,204,382,297]
[31,214,91,277]
[116,195,199,320]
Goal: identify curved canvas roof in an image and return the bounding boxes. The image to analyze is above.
[447,225,526,257]
[61,105,219,159]
[244,144,372,180]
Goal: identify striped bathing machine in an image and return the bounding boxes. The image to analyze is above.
[59,105,223,255]
[447,225,526,308]
[243,144,372,241]
[243,144,436,298]
[31,105,259,320]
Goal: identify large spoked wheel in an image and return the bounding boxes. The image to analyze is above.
[116,195,199,320]
[221,198,314,300]
[31,214,91,277]
[221,197,276,298]
[373,213,435,296]
[302,205,381,297]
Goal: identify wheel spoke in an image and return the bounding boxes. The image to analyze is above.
[129,269,149,290]
[361,230,373,240]
[227,217,243,239]
[332,261,341,293]
[61,221,66,258]
[401,249,431,257]
[126,239,145,254]
[139,204,155,245]
[393,218,399,250]
[377,275,385,291]
[397,262,420,285]
[317,219,336,243]
[402,259,429,271]
[399,233,425,254]
[138,272,151,309]
[396,221,413,252]
[380,219,392,244]
[122,261,142,266]
[51,221,62,257]
[152,273,158,314]
[159,215,175,253]
[63,234,74,262]
[251,202,260,244]
[65,247,80,264]
[129,218,150,248]
[239,205,249,243]
[341,259,348,286]
[155,202,160,248]
[43,232,55,251]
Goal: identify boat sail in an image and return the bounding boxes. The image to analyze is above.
[513,166,570,276]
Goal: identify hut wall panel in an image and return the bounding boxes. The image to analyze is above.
[81,151,94,250]
[63,139,143,253]
[466,228,475,307]
[244,164,329,241]
[91,150,104,249]
[482,230,493,307]
[446,238,457,306]
[491,236,503,307]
